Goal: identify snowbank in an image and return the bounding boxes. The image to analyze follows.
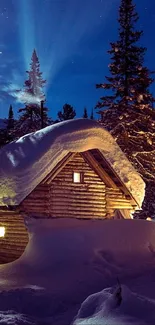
[73,285,155,325]
[0,218,155,324]
[0,119,145,207]
[0,218,155,293]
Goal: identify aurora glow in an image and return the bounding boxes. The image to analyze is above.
[18,0,115,84]
[0,0,155,119]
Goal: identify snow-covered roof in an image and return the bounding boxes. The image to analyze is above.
[0,118,145,207]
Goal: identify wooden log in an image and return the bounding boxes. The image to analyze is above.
[22,201,49,207]
[24,194,49,200]
[4,234,28,239]
[50,207,106,213]
[24,189,50,196]
[1,227,27,232]
[0,241,27,247]
[0,246,26,252]
[41,152,76,184]
[107,195,125,199]
[50,187,106,193]
[50,196,105,202]
[81,152,117,188]
[49,214,107,219]
[22,209,48,214]
[56,171,103,178]
[50,214,107,219]
[107,198,132,203]
[51,180,106,186]
[50,197,105,204]
[49,211,106,215]
[51,198,105,204]
[107,200,132,206]
[107,204,132,209]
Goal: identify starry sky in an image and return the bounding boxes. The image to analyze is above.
[0,0,155,120]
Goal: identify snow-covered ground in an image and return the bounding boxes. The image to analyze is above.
[0,218,155,324]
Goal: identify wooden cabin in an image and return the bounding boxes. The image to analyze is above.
[0,119,145,263]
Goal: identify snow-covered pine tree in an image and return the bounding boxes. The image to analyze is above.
[96,0,155,219]
[25,49,46,103]
[58,103,76,121]
[83,107,88,118]
[15,49,49,137]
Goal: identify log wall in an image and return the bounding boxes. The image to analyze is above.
[106,188,134,218]
[20,152,135,219]
[0,209,28,264]
[21,153,107,219]
[49,153,106,219]
[21,184,50,216]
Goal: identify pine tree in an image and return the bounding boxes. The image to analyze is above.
[15,49,49,137]
[83,107,88,118]
[96,0,155,219]
[90,108,94,120]
[5,104,15,144]
[58,103,76,121]
[24,49,46,104]
[7,105,14,130]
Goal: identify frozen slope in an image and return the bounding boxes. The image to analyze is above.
[0,119,145,207]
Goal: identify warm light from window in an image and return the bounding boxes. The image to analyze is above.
[0,227,5,237]
[73,172,81,183]
[146,217,152,221]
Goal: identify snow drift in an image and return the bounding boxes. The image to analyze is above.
[0,218,155,324]
[0,119,145,207]
[0,218,155,294]
[73,285,155,325]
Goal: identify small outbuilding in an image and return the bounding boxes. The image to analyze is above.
[0,119,145,263]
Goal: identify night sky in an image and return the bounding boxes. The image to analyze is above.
[0,0,155,120]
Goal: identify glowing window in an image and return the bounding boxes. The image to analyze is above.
[73,172,81,183]
[0,227,5,237]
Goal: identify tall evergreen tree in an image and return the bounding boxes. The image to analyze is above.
[5,104,15,144]
[58,103,76,121]
[90,108,94,120]
[24,49,46,104]
[96,0,154,114]
[7,105,14,130]
[15,49,49,137]
[83,107,88,118]
[96,0,155,219]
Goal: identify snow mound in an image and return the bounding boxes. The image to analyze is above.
[73,285,155,325]
[0,218,155,293]
[0,118,145,207]
[0,218,155,324]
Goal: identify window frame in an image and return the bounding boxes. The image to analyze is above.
[73,171,84,183]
